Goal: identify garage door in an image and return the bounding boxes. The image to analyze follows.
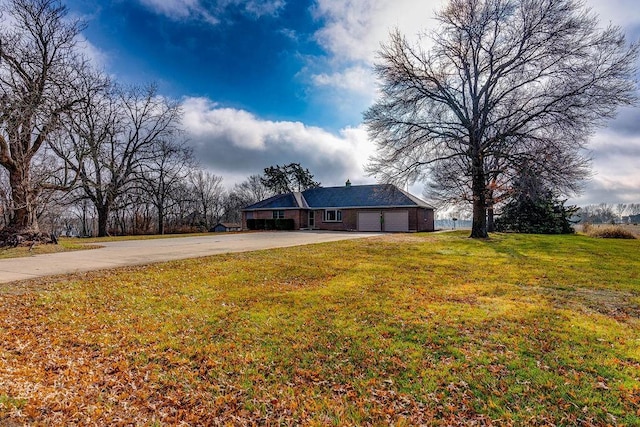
[384,211,409,232]
[358,212,381,232]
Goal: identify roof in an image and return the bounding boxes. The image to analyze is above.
[213,222,241,228]
[243,184,434,211]
[243,193,300,210]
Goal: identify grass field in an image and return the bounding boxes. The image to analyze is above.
[0,232,638,425]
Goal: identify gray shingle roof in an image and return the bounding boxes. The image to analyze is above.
[303,184,432,208]
[243,184,434,210]
[243,193,300,210]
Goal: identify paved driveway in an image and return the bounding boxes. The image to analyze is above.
[0,231,380,284]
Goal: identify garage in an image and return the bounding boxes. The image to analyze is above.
[384,211,409,232]
[358,211,381,232]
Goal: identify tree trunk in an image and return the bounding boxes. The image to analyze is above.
[97,205,110,237]
[487,205,495,232]
[7,166,39,233]
[158,204,165,235]
[470,156,488,238]
[0,166,57,247]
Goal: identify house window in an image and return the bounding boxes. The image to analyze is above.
[273,210,285,219]
[324,210,342,222]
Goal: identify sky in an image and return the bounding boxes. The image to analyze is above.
[64,0,640,208]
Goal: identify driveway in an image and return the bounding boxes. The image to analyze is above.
[0,231,381,284]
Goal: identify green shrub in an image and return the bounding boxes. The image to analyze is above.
[245,218,295,231]
[495,194,576,234]
[246,219,266,230]
[275,218,295,230]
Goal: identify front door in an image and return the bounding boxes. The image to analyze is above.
[308,211,315,228]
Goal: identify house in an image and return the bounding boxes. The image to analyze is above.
[242,182,435,232]
[210,222,242,232]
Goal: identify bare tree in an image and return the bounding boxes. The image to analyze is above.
[224,174,273,222]
[628,203,640,216]
[234,174,272,205]
[52,82,182,236]
[614,203,628,222]
[139,139,194,234]
[365,0,638,237]
[0,0,90,245]
[189,169,224,230]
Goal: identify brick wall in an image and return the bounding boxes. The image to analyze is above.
[243,207,435,232]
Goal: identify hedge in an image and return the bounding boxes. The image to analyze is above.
[246,218,295,230]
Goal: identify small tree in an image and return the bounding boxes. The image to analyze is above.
[189,169,225,229]
[494,170,577,234]
[261,163,320,194]
[139,139,194,235]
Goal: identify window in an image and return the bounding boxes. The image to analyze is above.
[273,210,285,219]
[324,209,342,222]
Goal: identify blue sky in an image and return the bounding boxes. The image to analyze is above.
[65,0,640,208]
[68,0,357,128]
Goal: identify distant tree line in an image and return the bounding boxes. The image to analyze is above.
[577,203,640,225]
[0,163,307,237]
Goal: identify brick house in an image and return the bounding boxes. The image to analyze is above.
[242,182,435,232]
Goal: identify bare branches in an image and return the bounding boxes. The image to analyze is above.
[52,80,184,237]
[0,0,90,239]
[365,0,638,237]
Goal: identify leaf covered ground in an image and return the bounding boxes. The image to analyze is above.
[0,232,638,425]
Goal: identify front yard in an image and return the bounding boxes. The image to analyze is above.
[0,232,638,425]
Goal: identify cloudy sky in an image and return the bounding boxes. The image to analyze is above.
[66,0,640,207]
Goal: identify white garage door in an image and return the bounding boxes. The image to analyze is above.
[358,212,381,232]
[384,211,409,232]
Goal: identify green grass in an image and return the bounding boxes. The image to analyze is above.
[0,232,638,425]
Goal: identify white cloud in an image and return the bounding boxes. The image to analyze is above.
[308,0,640,205]
[137,0,286,23]
[304,0,445,121]
[312,0,444,64]
[181,97,376,187]
[139,0,219,23]
[312,65,376,97]
[569,127,640,205]
[244,0,287,18]
[587,0,640,29]
[78,36,110,69]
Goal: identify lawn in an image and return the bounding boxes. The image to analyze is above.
[0,232,638,425]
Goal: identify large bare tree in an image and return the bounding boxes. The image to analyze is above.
[365,0,638,237]
[0,0,89,245]
[52,83,182,236]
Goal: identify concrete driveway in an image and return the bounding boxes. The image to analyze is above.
[0,231,380,284]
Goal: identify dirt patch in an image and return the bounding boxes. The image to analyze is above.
[524,285,640,320]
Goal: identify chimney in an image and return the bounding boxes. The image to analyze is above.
[345,179,351,187]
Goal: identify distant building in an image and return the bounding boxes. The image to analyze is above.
[210,223,242,232]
